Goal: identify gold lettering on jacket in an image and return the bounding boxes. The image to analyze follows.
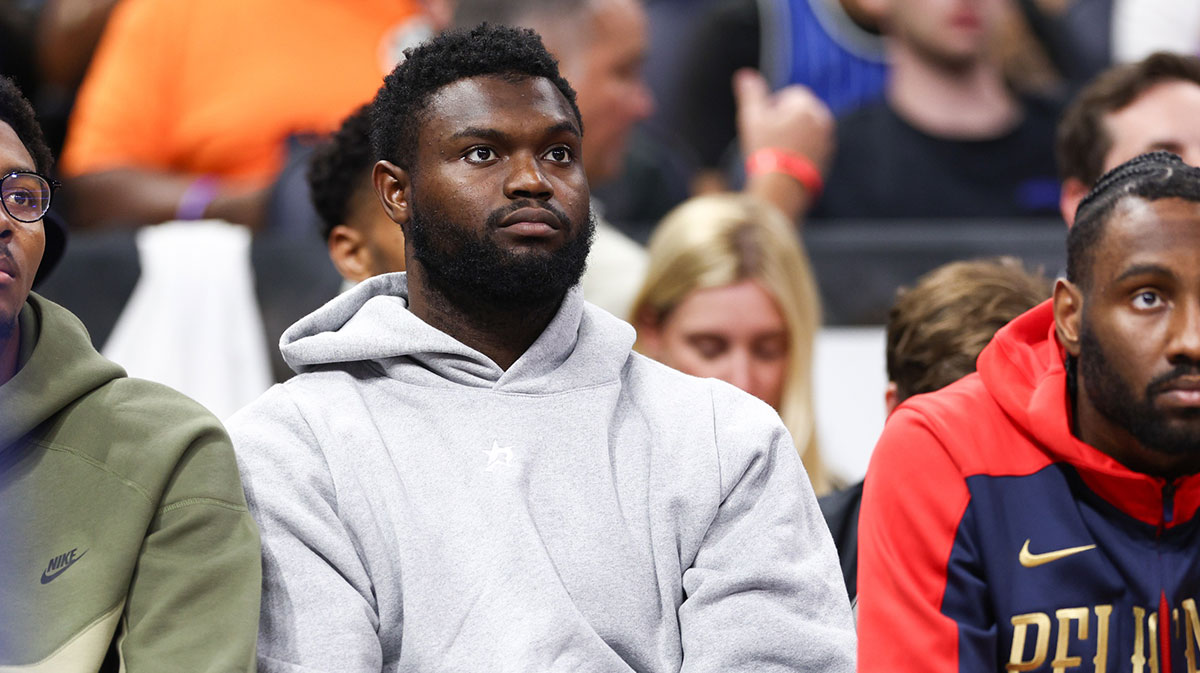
[1094,605,1112,673]
[1010,613,1052,671]
[1000,602,1200,672]
[1183,599,1200,673]
[1053,607,1089,673]
[1133,606,1148,673]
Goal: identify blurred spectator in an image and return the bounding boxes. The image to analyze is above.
[1017,0,1200,92]
[819,256,1050,599]
[34,0,121,154]
[59,0,440,230]
[1057,51,1200,224]
[673,0,887,194]
[630,193,830,493]
[308,104,405,285]
[812,0,1062,219]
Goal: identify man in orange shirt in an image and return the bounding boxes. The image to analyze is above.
[60,0,445,230]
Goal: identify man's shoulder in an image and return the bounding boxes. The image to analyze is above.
[45,374,234,475]
[882,373,1046,475]
[621,353,786,437]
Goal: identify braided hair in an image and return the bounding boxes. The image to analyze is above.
[1067,151,1200,288]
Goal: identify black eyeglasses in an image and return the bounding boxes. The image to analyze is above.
[1,171,59,223]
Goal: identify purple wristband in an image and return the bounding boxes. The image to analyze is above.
[175,176,219,221]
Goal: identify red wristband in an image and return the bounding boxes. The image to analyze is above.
[745,148,824,198]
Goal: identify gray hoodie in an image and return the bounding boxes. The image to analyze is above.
[228,273,855,673]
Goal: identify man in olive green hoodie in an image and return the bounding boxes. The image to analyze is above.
[0,75,261,671]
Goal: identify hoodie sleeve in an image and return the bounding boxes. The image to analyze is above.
[228,386,384,673]
[119,409,262,673]
[677,383,856,672]
[856,406,978,673]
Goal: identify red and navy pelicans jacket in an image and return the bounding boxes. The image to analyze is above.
[858,300,1200,673]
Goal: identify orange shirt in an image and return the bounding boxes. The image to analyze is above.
[62,0,427,181]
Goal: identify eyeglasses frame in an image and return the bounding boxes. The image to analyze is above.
[0,170,61,223]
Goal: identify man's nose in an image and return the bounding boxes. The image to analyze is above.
[1167,299,1200,364]
[503,152,553,200]
[0,205,14,240]
[632,79,655,122]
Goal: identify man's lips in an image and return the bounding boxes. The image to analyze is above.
[0,256,16,282]
[950,10,981,30]
[498,208,562,237]
[1155,376,1200,406]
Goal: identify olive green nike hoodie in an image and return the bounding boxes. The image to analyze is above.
[0,293,261,672]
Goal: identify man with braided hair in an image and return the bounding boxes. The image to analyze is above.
[858,151,1200,671]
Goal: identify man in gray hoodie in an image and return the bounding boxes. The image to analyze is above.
[228,23,855,673]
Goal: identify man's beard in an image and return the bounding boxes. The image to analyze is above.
[406,197,595,311]
[1079,322,1200,456]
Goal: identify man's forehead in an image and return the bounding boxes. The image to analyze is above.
[1102,79,1200,169]
[425,75,578,132]
[1093,197,1200,277]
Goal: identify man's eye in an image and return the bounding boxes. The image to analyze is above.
[544,147,572,163]
[1133,290,1163,309]
[4,190,32,206]
[466,147,495,162]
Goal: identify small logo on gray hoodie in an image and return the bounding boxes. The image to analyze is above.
[483,441,515,471]
[41,547,87,584]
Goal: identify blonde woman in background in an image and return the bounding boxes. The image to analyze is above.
[630,193,830,494]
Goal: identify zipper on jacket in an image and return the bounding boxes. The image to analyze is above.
[1163,481,1176,528]
[1158,480,1177,673]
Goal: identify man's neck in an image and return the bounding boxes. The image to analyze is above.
[404,265,563,371]
[886,44,1020,139]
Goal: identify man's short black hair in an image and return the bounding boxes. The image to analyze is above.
[1068,151,1200,288]
[371,23,581,170]
[0,76,52,174]
[309,104,374,240]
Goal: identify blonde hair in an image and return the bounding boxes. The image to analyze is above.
[630,194,830,494]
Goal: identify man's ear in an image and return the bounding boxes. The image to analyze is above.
[885,381,900,416]
[1060,178,1089,227]
[373,160,411,228]
[1053,277,1084,357]
[327,225,373,284]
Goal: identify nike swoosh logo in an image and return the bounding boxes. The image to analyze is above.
[1018,539,1096,568]
[40,549,88,584]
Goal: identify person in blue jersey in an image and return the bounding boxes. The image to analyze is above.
[812,0,1062,219]
[673,0,886,193]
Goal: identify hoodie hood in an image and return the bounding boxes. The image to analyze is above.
[0,294,125,449]
[280,273,636,395]
[977,299,1200,527]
